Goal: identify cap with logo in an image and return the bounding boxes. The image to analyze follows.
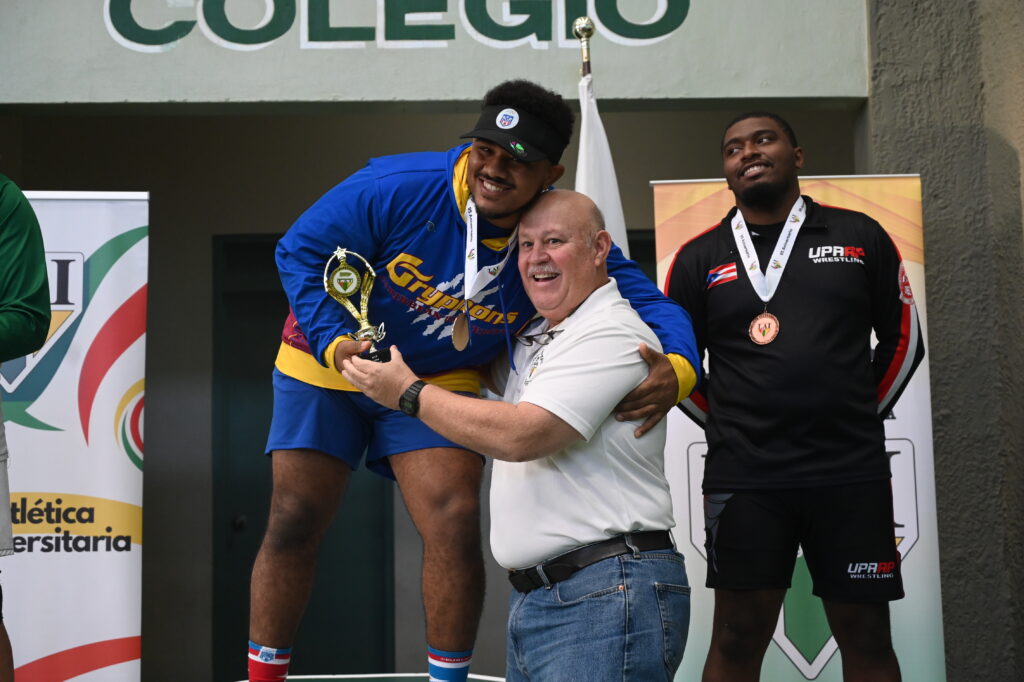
[460,105,568,164]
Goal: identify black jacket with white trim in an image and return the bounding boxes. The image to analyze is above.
[664,196,925,490]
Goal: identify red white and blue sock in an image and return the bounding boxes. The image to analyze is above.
[427,645,473,682]
[248,640,292,682]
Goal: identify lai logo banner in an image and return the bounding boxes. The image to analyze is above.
[3,191,148,681]
[0,253,84,395]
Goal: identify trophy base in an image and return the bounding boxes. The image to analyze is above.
[363,347,391,363]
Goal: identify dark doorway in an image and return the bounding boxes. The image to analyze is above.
[211,234,394,681]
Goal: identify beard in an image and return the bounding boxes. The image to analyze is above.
[736,177,793,211]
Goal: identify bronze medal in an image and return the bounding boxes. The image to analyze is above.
[452,312,470,351]
[749,312,780,345]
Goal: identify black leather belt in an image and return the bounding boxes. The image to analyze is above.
[507,530,673,594]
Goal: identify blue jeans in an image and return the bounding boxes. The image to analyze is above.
[506,549,690,682]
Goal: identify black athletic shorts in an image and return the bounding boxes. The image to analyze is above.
[703,479,904,602]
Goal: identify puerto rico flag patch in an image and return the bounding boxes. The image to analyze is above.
[706,262,738,289]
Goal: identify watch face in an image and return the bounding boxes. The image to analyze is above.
[400,380,424,416]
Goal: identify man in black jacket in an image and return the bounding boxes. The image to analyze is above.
[664,113,924,681]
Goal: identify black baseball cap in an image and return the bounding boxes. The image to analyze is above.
[460,105,569,164]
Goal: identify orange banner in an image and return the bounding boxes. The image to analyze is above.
[653,176,925,287]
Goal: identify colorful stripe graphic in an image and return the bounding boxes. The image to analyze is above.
[78,285,147,443]
[115,379,145,471]
[680,390,709,426]
[247,642,293,663]
[14,636,140,681]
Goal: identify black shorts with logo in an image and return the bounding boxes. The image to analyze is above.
[703,479,904,602]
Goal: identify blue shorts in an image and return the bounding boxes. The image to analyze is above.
[265,369,475,480]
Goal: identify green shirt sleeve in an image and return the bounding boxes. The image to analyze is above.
[0,175,51,363]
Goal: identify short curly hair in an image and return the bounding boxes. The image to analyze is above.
[482,80,575,144]
[723,111,799,148]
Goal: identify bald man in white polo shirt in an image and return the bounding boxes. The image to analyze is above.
[343,189,693,682]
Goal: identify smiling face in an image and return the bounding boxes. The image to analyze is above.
[722,116,804,220]
[517,190,611,327]
[467,139,565,229]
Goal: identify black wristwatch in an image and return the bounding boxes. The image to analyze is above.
[399,380,427,416]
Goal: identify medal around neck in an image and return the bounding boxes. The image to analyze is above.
[323,247,390,362]
[730,198,803,347]
[455,196,516,352]
[749,311,780,345]
[452,312,470,351]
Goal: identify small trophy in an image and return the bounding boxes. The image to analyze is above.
[323,248,390,363]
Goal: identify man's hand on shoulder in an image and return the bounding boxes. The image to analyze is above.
[615,343,678,438]
[341,346,419,411]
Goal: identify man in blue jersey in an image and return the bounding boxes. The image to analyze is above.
[248,80,699,682]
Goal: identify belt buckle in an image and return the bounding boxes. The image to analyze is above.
[508,567,545,594]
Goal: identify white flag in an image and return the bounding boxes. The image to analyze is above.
[576,73,629,257]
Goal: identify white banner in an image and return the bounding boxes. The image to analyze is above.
[576,73,629,257]
[653,176,946,680]
[1,192,148,681]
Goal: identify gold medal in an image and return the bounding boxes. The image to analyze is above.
[749,312,780,345]
[452,312,470,351]
[327,263,360,300]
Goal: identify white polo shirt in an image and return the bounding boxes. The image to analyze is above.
[489,278,675,570]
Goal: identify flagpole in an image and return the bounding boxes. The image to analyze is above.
[572,16,594,77]
[572,15,630,257]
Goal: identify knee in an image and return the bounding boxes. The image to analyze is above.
[834,628,896,662]
[712,617,774,663]
[263,493,333,554]
[430,496,482,547]
[415,492,482,554]
[420,484,482,527]
[826,602,896,663]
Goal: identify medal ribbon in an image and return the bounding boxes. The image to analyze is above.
[464,196,517,303]
[729,197,806,303]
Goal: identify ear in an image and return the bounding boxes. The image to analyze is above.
[545,163,566,186]
[793,146,805,170]
[593,230,612,265]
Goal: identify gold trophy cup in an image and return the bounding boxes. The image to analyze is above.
[323,247,390,362]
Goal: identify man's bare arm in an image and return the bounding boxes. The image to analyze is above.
[342,347,580,462]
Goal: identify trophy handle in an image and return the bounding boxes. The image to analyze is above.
[333,295,364,327]
[359,268,375,321]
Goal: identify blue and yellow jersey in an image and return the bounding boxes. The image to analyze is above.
[276,144,699,397]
